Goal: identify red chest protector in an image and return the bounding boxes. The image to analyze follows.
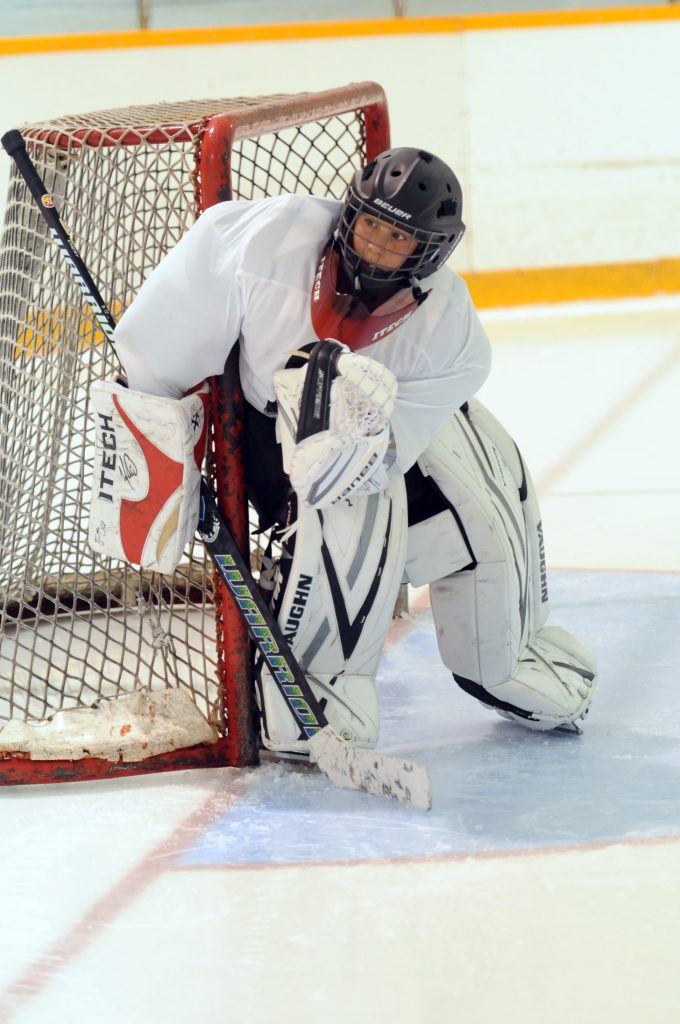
[310,243,420,352]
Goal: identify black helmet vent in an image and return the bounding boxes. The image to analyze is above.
[361,160,376,181]
[438,199,458,218]
[418,150,434,162]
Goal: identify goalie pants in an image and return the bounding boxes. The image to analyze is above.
[245,399,596,754]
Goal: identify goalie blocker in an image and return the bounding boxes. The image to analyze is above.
[88,380,209,574]
[259,347,596,755]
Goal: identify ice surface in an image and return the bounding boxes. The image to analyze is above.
[1,297,679,1023]
[172,571,680,867]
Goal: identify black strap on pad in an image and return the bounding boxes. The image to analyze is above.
[295,339,345,443]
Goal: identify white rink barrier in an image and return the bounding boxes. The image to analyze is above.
[0,12,679,277]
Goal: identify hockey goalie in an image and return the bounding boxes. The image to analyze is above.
[91,146,596,758]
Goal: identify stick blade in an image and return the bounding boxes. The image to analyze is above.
[309,726,431,811]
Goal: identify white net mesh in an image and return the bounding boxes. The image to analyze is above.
[0,91,378,761]
[331,355,397,438]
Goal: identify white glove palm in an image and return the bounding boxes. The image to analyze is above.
[275,348,398,509]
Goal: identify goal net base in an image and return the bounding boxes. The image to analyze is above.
[0,688,217,763]
[0,739,234,787]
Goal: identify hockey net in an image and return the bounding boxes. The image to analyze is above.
[0,83,390,784]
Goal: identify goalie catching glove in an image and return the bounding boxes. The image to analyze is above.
[88,379,208,573]
[274,339,398,509]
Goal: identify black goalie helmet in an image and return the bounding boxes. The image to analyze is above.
[336,147,466,286]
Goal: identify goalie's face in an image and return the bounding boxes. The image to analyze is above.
[352,213,418,272]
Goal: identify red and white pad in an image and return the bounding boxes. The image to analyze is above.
[88,380,208,573]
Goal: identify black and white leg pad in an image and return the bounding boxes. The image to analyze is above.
[255,476,407,755]
[410,398,596,730]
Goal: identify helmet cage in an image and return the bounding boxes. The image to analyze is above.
[337,183,466,284]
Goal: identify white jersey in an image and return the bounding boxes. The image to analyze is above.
[115,193,491,472]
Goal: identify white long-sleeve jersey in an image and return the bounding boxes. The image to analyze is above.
[114,193,492,472]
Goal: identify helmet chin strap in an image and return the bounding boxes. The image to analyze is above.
[409,278,431,307]
[354,268,431,312]
[336,239,429,313]
[355,269,405,304]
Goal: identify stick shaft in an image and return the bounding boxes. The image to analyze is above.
[197,487,325,737]
[2,130,116,345]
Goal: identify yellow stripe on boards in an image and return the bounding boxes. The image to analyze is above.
[14,300,125,358]
[1,6,679,57]
[13,265,680,332]
[464,258,680,310]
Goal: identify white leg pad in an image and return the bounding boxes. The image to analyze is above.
[489,625,596,730]
[256,476,407,754]
[419,398,596,730]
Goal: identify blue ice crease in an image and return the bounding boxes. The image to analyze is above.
[178,570,680,866]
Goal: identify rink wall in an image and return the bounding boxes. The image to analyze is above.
[0,7,678,308]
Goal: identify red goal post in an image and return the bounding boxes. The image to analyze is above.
[0,83,390,785]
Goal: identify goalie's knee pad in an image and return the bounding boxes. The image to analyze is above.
[411,398,596,730]
[255,476,407,755]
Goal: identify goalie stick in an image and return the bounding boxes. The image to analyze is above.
[1,128,431,812]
